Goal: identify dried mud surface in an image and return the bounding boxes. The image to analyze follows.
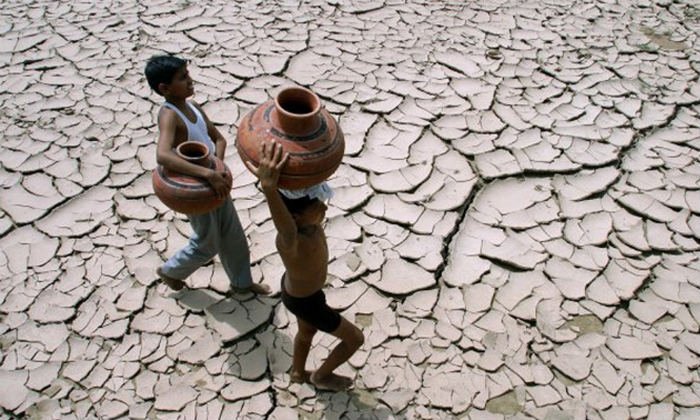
[1,1,700,419]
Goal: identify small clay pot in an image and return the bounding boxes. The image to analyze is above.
[236,86,345,190]
[152,141,231,215]
[176,141,210,166]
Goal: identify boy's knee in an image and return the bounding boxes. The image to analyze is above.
[189,242,216,260]
[200,244,218,259]
[297,325,316,342]
[296,334,314,346]
[347,327,364,350]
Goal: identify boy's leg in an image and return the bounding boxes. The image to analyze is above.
[310,317,364,391]
[159,212,217,289]
[291,318,317,383]
[216,200,270,294]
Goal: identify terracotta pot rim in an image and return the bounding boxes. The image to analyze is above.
[176,141,210,163]
[274,86,321,118]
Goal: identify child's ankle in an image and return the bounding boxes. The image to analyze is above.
[290,370,308,382]
[310,370,326,380]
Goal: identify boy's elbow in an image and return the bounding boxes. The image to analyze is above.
[156,150,170,167]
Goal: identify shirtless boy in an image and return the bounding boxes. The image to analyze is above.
[246,141,364,391]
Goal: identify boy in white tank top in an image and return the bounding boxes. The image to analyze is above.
[145,55,270,296]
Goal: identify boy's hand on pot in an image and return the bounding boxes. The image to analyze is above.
[207,170,230,199]
[245,141,289,191]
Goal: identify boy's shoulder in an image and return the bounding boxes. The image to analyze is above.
[156,105,181,128]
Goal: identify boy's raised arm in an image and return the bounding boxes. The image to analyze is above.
[245,142,297,250]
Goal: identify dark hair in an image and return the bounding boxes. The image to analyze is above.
[280,193,317,215]
[145,55,187,95]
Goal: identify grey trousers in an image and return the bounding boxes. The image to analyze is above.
[161,199,252,288]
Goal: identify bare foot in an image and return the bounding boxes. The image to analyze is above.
[157,267,185,291]
[290,370,311,384]
[310,372,353,391]
[230,282,272,296]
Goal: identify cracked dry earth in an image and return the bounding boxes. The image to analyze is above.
[1,1,700,419]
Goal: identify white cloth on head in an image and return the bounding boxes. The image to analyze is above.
[279,181,334,202]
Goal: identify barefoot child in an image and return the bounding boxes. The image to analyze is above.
[145,55,270,295]
[246,141,364,391]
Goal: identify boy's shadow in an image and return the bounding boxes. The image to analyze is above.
[173,287,277,343]
[312,388,396,419]
[173,288,397,419]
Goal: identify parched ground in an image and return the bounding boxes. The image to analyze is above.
[1,0,700,419]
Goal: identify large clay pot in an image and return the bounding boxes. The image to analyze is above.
[152,141,231,215]
[236,86,345,190]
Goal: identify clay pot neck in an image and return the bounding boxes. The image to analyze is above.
[273,87,322,136]
[176,141,210,166]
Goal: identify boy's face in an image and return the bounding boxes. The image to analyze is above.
[293,199,327,227]
[161,65,194,98]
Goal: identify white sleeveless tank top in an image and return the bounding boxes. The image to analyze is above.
[163,101,216,154]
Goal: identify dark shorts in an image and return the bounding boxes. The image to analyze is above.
[280,276,341,333]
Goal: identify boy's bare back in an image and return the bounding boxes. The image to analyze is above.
[277,224,328,297]
[244,140,331,297]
